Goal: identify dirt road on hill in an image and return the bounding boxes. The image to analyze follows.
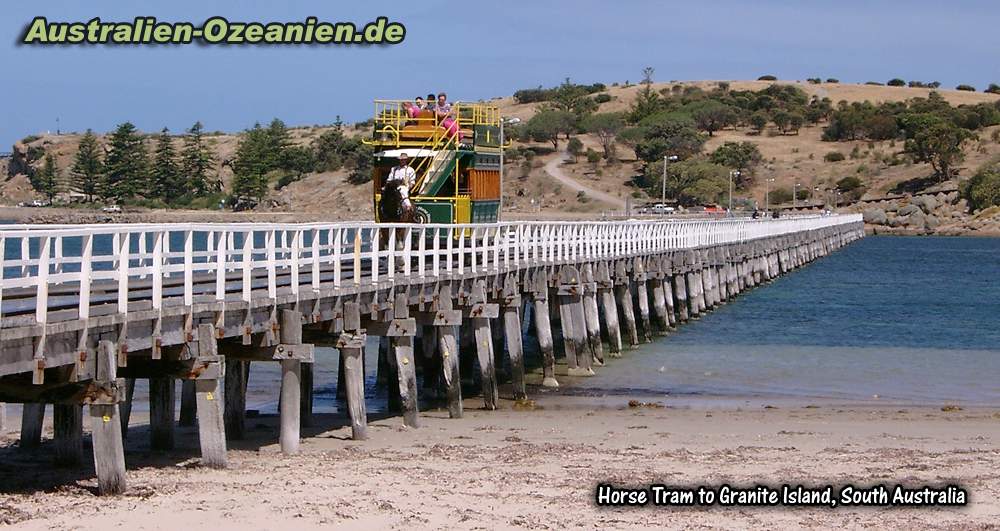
[543,149,627,209]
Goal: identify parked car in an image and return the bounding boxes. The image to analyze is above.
[102,204,122,213]
[30,199,50,207]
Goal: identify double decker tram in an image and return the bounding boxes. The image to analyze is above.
[368,99,504,225]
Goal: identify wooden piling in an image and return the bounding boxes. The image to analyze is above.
[580,264,605,366]
[53,404,83,466]
[596,261,623,358]
[119,378,135,439]
[19,403,45,450]
[223,360,248,440]
[501,273,527,400]
[178,380,196,427]
[91,340,126,495]
[436,284,463,418]
[194,324,227,468]
[149,377,176,451]
[391,292,419,428]
[614,261,640,347]
[470,280,498,410]
[633,259,653,342]
[530,270,559,387]
[340,301,368,439]
[558,265,592,376]
[647,258,670,333]
[278,310,304,454]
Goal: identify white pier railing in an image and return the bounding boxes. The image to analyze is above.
[0,214,861,324]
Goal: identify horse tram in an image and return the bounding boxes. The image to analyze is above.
[369,98,504,227]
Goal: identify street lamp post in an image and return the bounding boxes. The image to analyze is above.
[764,178,775,214]
[729,170,741,213]
[661,155,678,207]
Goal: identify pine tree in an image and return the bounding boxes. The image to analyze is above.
[181,121,215,195]
[266,118,291,169]
[151,128,184,203]
[231,124,272,208]
[36,153,60,201]
[103,122,149,201]
[71,129,103,202]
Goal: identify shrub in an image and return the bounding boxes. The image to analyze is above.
[825,78,839,83]
[887,78,906,87]
[927,81,942,88]
[836,175,864,192]
[824,151,846,162]
[594,93,612,104]
[757,75,777,81]
[20,134,41,144]
[513,87,552,104]
[865,81,884,86]
[964,164,1000,210]
[586,148,601,164]
[806,78,822,84]
[956,84,976,92]
[985,83,1000,95]
[908,80,926,88]
[767,187,792,204]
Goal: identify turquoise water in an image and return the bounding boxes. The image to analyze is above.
[561,236,1000,405]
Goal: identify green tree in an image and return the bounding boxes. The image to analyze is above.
[35,153,60,201]
[312,126,361,172]
[231,124,273,208]
[151,128,184,203]
[901,114,974,181]
[628,67,660,123]
[181,121,216,195]
[788,112,805,134]
[691,101,737,136]
[347,143,374,184]
[772,110,791,134]
[632,117,706,163]
[709,141,762,185]
[887,78,906,87]
[524,109,575,149]
[581,112,625,160]
[749,111,768,134]
[640,159,728,205]
[103,122,149,201]
[547,78,598,118]
[70,129,103,202]
[567,137,583,162]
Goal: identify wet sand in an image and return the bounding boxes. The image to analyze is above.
[1,396,998,529]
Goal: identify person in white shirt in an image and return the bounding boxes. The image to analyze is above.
[386,152,416,212]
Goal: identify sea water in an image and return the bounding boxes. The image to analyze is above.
[560,235,1000,406]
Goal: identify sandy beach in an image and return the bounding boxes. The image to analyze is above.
[1,395,997,530]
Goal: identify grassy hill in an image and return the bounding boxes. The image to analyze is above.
[5,80,1000,232]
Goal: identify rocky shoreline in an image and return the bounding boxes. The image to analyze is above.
[852,191,1000,236]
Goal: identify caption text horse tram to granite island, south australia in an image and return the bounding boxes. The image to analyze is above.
[0,95,864,495]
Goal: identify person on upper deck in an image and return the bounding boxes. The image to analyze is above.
[434,92,462,141]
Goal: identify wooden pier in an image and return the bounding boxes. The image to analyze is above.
[0,215,863,493]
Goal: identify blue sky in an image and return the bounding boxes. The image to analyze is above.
[3,0,999,147]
